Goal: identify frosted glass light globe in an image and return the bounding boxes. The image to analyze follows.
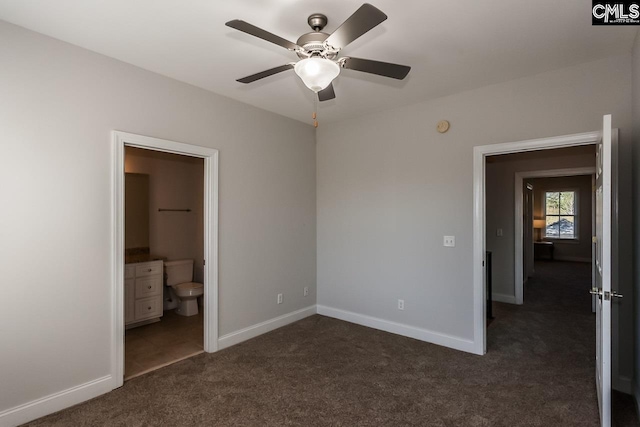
[294,58,340,92]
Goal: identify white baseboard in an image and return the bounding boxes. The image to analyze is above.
[316,305,477,354]
[0,375,113,427]
[492,293,518,304]
[613,375,633,394]
[217,305,317,350]
[552,256,591,263]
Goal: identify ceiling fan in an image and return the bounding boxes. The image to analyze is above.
[225,3,411,102]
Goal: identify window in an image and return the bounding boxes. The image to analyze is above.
[544,191,577,239]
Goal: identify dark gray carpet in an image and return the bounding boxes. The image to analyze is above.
[26,261,638,426]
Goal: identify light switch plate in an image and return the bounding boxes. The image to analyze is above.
[497,228,503,237]
[444,236,455,247]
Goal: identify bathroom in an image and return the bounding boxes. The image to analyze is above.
[124,146,205,379]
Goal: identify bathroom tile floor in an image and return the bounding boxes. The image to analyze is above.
[125,310,203,380]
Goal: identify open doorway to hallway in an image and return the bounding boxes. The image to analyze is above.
[484,145,597,362]
[484,145,597,307]
[484,145,597,345]
[123,147,205,380]
[483,144,638,425]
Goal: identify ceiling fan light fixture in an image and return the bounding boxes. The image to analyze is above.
[294,57,340,92]
[228,4,411,103]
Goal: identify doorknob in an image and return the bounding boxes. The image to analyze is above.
[590,288,623,300]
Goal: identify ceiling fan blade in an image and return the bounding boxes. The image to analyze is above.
[237,64,294,84]
[342,57,411,80]
[318,83,336,102]
[226,20,301,51]
[325,4,387,49]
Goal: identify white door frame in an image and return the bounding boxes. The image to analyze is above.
[514,166,596,305]
[472,131,600,355]
[111,131,219,388]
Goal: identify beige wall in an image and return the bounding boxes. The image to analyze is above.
[529,175,593,262]
[125,148,205,282]
[0,21,316,415]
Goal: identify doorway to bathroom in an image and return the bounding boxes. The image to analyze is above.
[112,132,219,387]
[124,147,204,379]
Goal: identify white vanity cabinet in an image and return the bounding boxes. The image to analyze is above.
[125,260,163,327]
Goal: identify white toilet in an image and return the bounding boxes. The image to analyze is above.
[164,259,204,317]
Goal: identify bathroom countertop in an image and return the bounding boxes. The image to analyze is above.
[124,254,166,264]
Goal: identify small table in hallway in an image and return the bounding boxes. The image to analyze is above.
[534,241,554,260]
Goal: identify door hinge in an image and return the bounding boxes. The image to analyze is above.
[203,259,206,266]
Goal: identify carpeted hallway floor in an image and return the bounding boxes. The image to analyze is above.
[26,261,638,426]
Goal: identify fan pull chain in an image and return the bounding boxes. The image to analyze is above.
[313,95,319,128]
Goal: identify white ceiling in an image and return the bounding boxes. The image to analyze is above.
[0,1,637,124]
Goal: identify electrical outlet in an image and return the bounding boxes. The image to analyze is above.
[303,287,309,296]
[398,299,405,310]
[444,236,455,247]
[277,293,283,304]
[497,228,503,237]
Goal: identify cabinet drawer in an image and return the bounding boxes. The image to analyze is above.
[135,261,163,277]
[124,265,135,279]
[135,276,162,298]
[135,296,162,320]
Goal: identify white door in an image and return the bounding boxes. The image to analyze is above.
[593,114,613,427]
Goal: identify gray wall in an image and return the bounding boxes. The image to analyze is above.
[316,53,633,379]
[0,21,316,413]
[632,30,640,409]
